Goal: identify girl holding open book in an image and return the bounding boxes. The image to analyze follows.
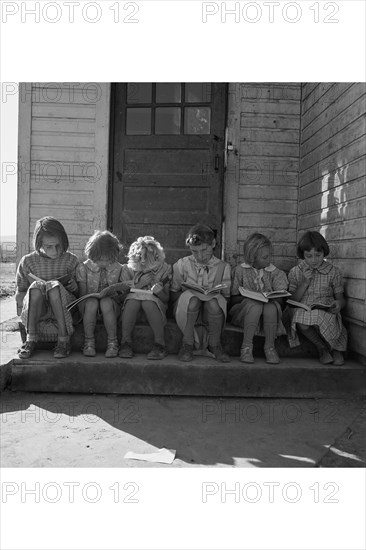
[118,236,172,360]
[287,231,347,365]
[229,233,288,364]
[76,231,128,358]
[16,217,79,359]
[171,224,231,362]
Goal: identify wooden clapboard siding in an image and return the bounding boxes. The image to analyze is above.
[236,83,301,269]
[18,82,111,260]
[299,82,366,359]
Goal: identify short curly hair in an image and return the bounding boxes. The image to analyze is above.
[243,233,272,266]
[297,231,330,258]
[186,224,216,246]
[84,230,122,262]
[33,217,69,253]
[127,236,165,265]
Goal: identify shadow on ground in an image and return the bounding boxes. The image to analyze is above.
[1,392,365,468]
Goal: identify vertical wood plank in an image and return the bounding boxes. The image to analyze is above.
[224,83,240,265]
[93,83,110,231]
[17,83,32,264]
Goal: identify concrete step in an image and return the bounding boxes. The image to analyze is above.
[30,320,318,358]
[10,351,366,397]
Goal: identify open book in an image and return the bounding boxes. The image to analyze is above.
[286,299,332,312]
[238,287,291,303]
[28,272,72,285]
[181,282,228,295]
[130,288,153,295]
[67,282,130,311]
[129,274,171,296]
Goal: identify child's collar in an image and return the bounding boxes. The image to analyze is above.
[241,262,276,272]
[86,259,116,272]
[192,255,217,268]
[299,259,332,274]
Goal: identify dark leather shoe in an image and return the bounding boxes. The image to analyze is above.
[147,343,168,360]
[208,345,230,363]
[178,343,193,362]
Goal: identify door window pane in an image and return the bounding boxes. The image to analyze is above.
[185,83,211,103]
[184,107,211,134]
[126,108,151,135]
[156,83,181,103]
[155,108,181,134]
[127,83,152,104]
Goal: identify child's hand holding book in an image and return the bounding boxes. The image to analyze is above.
[64,279,78,293]
[328,300,341,314]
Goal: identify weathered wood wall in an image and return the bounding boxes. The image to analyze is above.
[226,83,301,271]
[299,83,366,359]
[17,83,110,261]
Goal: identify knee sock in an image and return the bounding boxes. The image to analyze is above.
[242,322,258,349]
[207,312,224,347]
[300,326,327,353]
[183,309,200,345]
[143,304,165,345]
[122,301,140,342]
[263,322,277,349]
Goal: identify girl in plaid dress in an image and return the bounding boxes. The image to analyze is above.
[287,231,347,365]
[229,233,288,364]
[16,217,79,359]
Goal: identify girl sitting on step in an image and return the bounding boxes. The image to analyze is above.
[76,231,128,358]
[118,236,172,360]
[16,217,79,359]
[171,224,231,362]
[286,231,347,365]
[229,233,288,364]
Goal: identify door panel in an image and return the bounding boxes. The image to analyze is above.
[110,83,227,263]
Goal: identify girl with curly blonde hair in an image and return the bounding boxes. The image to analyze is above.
[119,236,172,360]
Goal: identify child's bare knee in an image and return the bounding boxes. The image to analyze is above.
[297,323,309,332]
[84,298,99,312]
[29,288,43,302]
[141,301,156,313]
[187,297,200,311]
[205,299,221,314]
[47,287,61,303]
[248,301,263,314]
[99,297,113,312]
[264,301,277,316]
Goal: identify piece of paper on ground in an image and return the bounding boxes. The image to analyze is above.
[124,448,176,464]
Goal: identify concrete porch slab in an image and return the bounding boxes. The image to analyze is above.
[10,350,366,397]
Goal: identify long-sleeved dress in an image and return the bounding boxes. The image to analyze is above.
[121,262,172,323]
[16,250,79,341]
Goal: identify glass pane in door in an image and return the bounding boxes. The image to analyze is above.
[184,107,211,134]
[155,107,181,134]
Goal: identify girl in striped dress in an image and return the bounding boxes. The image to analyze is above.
[16,217,79,359]
[287,231,347,365]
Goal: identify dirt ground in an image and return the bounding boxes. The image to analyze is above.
[1,391,365,467]
[0,262,16,298]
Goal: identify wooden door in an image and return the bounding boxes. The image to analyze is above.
[110,83,227,263]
